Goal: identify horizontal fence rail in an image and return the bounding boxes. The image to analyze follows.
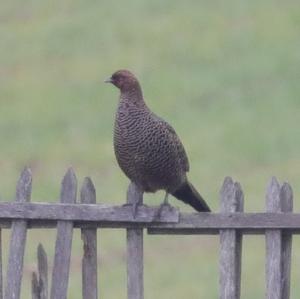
[0,167,297,299]
[0,208,300,231]
[0,203,179,223]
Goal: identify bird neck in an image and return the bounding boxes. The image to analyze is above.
[120,84,145,107]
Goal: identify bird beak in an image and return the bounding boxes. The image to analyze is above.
[104,77,113,83]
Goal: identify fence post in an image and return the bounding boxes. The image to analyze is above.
[50,168,77,299]
[127,182,144,299]
[81,177,98,299]
[5,168,32,299]
[219,177,244,299]
[265,178,293,299]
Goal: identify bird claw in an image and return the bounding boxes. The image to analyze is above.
[160,202,173,209]
[157,202,174,218]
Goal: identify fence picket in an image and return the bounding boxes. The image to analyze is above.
[265,177,282,299]
[38,244,48,299]
[50,168,77,299]
[219,177,244,299]
[5,168,32,299]
[32,272,39,299]
[280,183,293,299]
[127,183,144,299]
[31,244,48,299]
[265,177,294,299]
[81,177,98,299]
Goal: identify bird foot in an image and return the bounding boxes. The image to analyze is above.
[157,202,174,218]
[160,201,173,209]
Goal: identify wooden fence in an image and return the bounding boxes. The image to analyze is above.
[0,167,297,299]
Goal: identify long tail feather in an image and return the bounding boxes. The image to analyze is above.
[171,181,211,212]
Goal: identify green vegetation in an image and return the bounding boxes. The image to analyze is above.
[0,0,300,298]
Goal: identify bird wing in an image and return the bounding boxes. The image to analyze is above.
[155,115,190,172]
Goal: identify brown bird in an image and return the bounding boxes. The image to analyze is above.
[105,70,211,213]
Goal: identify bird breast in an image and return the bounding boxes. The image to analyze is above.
[114,100,187,192]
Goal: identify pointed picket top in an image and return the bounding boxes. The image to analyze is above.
[80,177,96,204]
[221,177,234,191]
[60,168,77,204]
[37,244,48,299]
[234,182,244,212]
[220,177,243,213]
[280,183,293,212]
[38,244,47,272]
[220,177,234,212]
[16,167,32,202]
[37,244,48,282]
[266,177,281,212]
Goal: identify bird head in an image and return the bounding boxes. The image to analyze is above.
[104,70,139,92]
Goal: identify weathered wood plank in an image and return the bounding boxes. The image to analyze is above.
[31,244,48,299]
[219,177,244,299]
[265,177,282,299]
[81,177,98,299]
[127,183,144,299]
[50,168,77,299]
[0,202,179,223]
[1,211,300,231]
[265,177,293,299]
[280,183,293,299]
[147,211,300,234]
[5,167,32,299]
[38,244,48,299]
[32,272,39,299]
[1,212,300,231]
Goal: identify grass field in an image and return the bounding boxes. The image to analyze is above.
[1,0,300,298]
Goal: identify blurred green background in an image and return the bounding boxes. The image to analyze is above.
[1,0,300,298]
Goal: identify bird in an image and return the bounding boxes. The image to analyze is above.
[105,69,211,213]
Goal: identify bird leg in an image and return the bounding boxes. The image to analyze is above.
[157,192,173,218]
[163,192,170,206]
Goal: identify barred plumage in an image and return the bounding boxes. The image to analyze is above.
[114,99,187,193]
